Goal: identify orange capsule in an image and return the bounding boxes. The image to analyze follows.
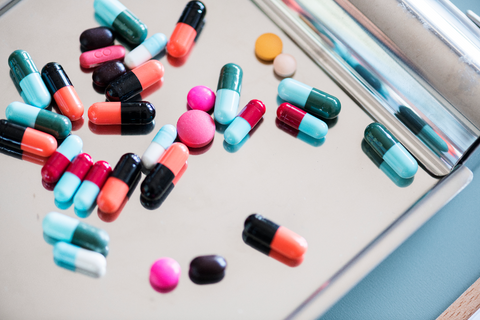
[88,102,155,125]
[0,120,57,157]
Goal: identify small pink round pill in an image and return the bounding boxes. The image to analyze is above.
[177,110,215,148]
[187,86,216,112]
[149,257,181,293]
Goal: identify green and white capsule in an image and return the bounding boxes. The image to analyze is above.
[278,78,341,119]
[53,242,106,278]
[6,101,71,139]
[364,123,418,179]
[214,63,243,125]
[8,50,51,109]
[42,212,109,256]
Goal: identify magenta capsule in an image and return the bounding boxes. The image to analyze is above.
[224,99,266,145]
[41,135,83,183]
[54,153,93,203]
[276,102,328,139]
[74,161,112,212]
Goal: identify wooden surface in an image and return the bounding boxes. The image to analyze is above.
[437,277,480,320]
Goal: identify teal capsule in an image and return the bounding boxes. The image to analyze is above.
[278,78,341,119]
[8,50,51,109]
[6,101,71,139]
[94,0,148,45]
[42,212,109,256]
[214,63,243,125]
[10,70,30,104]
[364,123,418,179]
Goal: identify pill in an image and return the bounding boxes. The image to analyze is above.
[189,255,226,285]
[187,85,215,112]
[41,135,83,183]
[396,106,448,153]
[224,99,266,145]
[141,124,177,170]
[8,50,51,109]
[54,153,93,203]
[0,142,48,166]
[255,33,282,61]
[243,233,304,267]
[79,45,126,69]
[80,27,115,51]
[88,101,155,125]
[273,53,297,78]
[73,161,112,212]
[88,121,155,135]
[106,60,164,101]
[0,119,57,157]
[214,63,242,125]
[140,143,189,201]
[93,0,147,45]
[43,212,109,256]
[277,102,327,139]
[140,161,187,210]
[125,33,167,69]
[167,1,206,58]
[243,214,307,260]
[41,62,84,121]
[97,153,141,213]
[92,61,127,87]
[6,101,72,139]
[10,69,31,105]
[149,257,181,293]
[53,242,106,278]
[177,110,215,148]
[278,78,341,119]
[364,122,418,179]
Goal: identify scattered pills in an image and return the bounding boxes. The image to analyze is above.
[79,27,115,51]
[53,242,106,278]
[88,101,155,125]
[189,255,227,285]
[278,78,341,119]
[8,50,51,109]
[54,153,93,203]
[187,86,215,112]
[125,33,167,69]
[79,45,126,69]
[255,33,283,61]
[92,61,127,87]
[74,161,112,212]
[167,1,206,58]
[364,123,418,179]
[149,257,181,293]
[277,102,327,139]
[273,53,297,78]
[41,135,83,183]
[141,124,177,170]
[214,63,243,125]
[177,110,215,148]
[224,99,266,146]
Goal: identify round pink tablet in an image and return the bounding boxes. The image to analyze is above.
[187,86,216,112]
[177,110,215,148]
[149,257,181,293]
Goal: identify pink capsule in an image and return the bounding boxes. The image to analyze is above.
[79,45,125,69]
[224,99,266,145]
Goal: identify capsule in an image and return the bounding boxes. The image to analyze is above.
[88,121,155,135]
[141,124,177,170]
[10,69,31,105]
[243,214,307,260]
[43,212,109,256]
[0,119,57,157]
[188,255,227,285]
[54,153,93,203]
[88,101,155,125]
[6,101,72,139]
[73,161,112,212]
[0,142,48,165]
[278,78,341,119]
[41,63,84,121]
[41,135,83,183]
[242,233,304,267]
[224,99,265,145]
[79,27,115,51]
[97,153,141,213]
[105,60,164,101]
[53,242,107,278]
[94,0,147,45]
[79,45,126,69]
[8,50,51,109]
[277,103,327,139]
[214,63,242,125]
[166,1,206,58]
[140,143,189,201]
[364,122,418,179]
[92,60,127,87]
[125,33,167,69]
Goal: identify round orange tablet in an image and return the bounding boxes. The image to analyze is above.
[255,33,283,61]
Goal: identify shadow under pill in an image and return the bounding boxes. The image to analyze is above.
[187,138,214,155]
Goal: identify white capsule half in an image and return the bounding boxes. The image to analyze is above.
[53,242,106,278]
[141,124,176,170]
[125,33,167,69]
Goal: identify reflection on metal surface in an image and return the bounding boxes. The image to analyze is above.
[88,120,155,135]
[252,0,480,177]
[467,10,480,28]
[0,0,19,17]
[275,118,325,147]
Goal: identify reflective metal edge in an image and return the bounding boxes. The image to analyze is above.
[0,0,20,17]
[251,0,451,177]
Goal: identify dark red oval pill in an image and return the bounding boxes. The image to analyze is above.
[188,255,226,285]
[92,61,127,87]
[80,27,115,51]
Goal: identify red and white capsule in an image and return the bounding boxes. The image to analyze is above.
[224,99,266,145]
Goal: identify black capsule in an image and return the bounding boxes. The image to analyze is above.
[189,255,227,285]
[80,27,115,51]
[92,61,127,87]
[140,164,175,201]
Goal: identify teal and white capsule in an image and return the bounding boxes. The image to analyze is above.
[74,161,112,213]
[276,102,327,139]
[54,153,93,203]
[6,101,71,139]
[8,50,51,109]
[124,33,167,69]
[141,124,177,170]
[224,99,266,145]
[364,122,418,179]
[10,69,31,104]
[53,242,107,278]
[278,78,341,119]
[43,212,110,256]
[214,63,243,125]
